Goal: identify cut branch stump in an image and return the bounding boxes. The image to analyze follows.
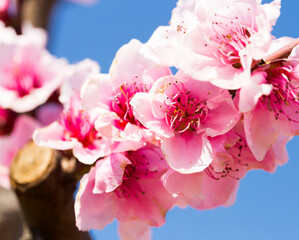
[10,141,91,240]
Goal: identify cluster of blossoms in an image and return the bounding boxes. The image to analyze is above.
[0,0,99,188]
[0,0,100,188]
[0,0,298,239]
[0,20,99,188]
[40,0,298,238]
[0,21,67,188]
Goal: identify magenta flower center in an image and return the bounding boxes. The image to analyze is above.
[205,136,249,181]
[164,81,208,133]
[205,164,241,181]
[60,108,97,148]
[207,13,256,68]
[4,65,42,97]
[259,62,299,122]
[115,149,163,199]
[111,82,146,129]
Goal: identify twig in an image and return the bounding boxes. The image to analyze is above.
[252,37,299,70]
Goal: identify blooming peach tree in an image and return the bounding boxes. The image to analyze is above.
[0,0,298,239]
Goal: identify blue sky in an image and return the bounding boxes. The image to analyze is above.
[49,0,299,239]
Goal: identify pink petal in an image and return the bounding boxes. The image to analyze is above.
[94,110,120,138]
[59,58,100,106]
[81,74,113,111]
[161,133,213,174]
[110,39,170,87]
[163,169,239,209]
[262,0,281,27]
[72,137,112,165]
[114,177,173,226]
[239,72,272,113]
[93,154,131,194]
[75,170,115,231]
[130,92,174,138]
[204,92,240,136]
[140,26,181,67]
[244,106,279,161]
[120,123,143,142]
[270,135,290,166]
[33,122,76,150]
[111,139,145,154]
[118,220,151,240]
[0,0,8,12]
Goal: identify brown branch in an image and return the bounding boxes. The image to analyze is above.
[20,0,56,29]
[252,37,299,70]
[10,141,91,240]
[0,187,22,240]
[262,38,299,64]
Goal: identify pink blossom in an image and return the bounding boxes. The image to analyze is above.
[144,0,280,90]
[131,71,240,174]
[238,38,299,160]
[161,132,241,210]
[226,120,290,173]
[75,145,175,239]
[82,39,171,145]
[33,60,111,165]
[0,23,67,113]
[0,0,8,12]
[0,115,40,189]
[162,120,290,209]
[59,58,100,107]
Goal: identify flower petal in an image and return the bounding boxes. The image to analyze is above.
[161,133,213,174]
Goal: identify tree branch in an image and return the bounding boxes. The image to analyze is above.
[20,0,56,29]
[10,141,91,240]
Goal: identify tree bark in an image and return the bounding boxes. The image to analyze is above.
[0,187,22,240]
[10,141,91,240]
[20,0,56,29]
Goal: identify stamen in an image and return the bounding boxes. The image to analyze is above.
[163,81,208,133]
[4,65,42,97]
[207,14,256,69]
[60,107,97,148]
[258,61,299,123]
[114,149,161,199]
[111,82,146,129]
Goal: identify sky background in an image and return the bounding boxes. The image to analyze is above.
[48,0,299,239]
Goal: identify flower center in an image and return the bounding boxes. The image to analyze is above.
[60,107,97,148]
[115,149,163,199]
[207,13,256,69]
[205,136,249,181]
[4,65,42,97]
[111,82,146,129]
[164,81,208,133]
[204,164,241,181]
[258,61,299,122]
